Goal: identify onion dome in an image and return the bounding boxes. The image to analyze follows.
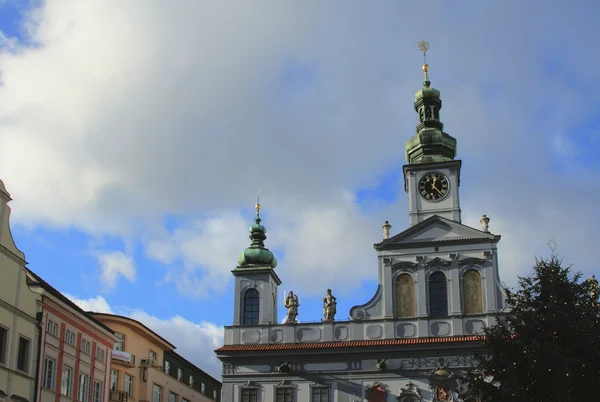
[236,197,278,268]
[405,42,457,165]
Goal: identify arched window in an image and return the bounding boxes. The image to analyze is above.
[243,289,260,325]
[395,274,415,318]
[463,269,483,314]
[429,271,448,317]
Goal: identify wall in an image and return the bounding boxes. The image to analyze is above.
[163,351,219,401]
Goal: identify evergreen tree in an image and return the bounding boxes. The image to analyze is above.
[459,255,600,401]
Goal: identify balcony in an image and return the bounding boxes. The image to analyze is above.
[109,391,130,402]
[112,350,136,366]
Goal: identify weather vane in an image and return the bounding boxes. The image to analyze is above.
[418,40,430,64]
[547,238,558,254]
[255,189,261,216]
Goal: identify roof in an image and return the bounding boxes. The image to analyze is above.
[374,215,500,250]
[25,269,116,335]
[167,350,222,385]
[215,335,483,353]
[90,312,176,350]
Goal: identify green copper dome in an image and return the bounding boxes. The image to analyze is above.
[404,62,457,164]
[236,215,278,268]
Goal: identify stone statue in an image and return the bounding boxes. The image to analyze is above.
[283,291,299,324]
[322,289,337,321]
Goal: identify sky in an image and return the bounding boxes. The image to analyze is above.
[1,0,599,380]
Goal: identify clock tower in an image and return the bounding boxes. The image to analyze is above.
[404,43,461,226]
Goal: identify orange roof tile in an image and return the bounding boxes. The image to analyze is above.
[215,335,483,353]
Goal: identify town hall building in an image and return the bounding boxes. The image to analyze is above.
[215,46,506,402]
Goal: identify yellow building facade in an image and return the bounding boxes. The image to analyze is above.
[0,180,42,402]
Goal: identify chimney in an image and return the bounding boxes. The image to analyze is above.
[382,221,392,239]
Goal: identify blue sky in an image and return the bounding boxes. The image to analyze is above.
[1,1,599,378]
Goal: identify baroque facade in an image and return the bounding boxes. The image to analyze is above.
[0,180,41,402]
[215,53,506,401]
[89,313,220,402]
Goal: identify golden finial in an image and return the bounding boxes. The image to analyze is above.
[418,40,431,86]
[255,189,261,216]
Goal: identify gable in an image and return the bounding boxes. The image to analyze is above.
[374,215,500,250]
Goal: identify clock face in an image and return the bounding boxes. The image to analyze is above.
[418,173,449,201]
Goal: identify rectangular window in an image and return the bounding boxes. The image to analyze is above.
[275,388,293,402]
[124,374,133,396]
[169,392,177,402]
[93,381,102,402]
[78,373,89,402]
[311,387,329,402]
[164,360,170,375]
[65,329,76,346]
[188,375,194,388]
[17,336,30,372]
[177,368,183,381]
[152,384,162,402]
[95,346,105,362]
[0,326,7,364]
[46,319,59,337]
[149,350,157,364]
[114,333,125,351]
[110,370,118,392]
[201,383,205,394]
[42,357,56,390]
[241,389,257,402]
[80,338,91,355]
[61,366,73,396]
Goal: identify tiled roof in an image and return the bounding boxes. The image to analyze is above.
[215,335,483,353]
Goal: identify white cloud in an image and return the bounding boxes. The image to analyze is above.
[97,251,136,289]
[64,294,114,314]
[0,1,599,299]
[66,295,223,379]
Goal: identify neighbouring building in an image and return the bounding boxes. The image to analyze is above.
[215,52,506,401]
[25,270,119,402]
[0,180,41,402]
[89,314,220,402]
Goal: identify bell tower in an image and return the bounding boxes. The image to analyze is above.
[231,194,281,326]
[404,41,462,226]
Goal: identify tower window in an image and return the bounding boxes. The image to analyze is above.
[243,289,260,325]
[429,271,448,317]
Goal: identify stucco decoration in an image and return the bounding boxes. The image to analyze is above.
[398,381,422,402]
[428,359,459,402]
[463,270,483,314]
[322,289,337,321]
[396,274,415,318]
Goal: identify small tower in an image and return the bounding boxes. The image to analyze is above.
[231,194,281,326]
[403,41,462,225]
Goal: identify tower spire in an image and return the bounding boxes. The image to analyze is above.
[404,41,457,165]
[236,192,278,269]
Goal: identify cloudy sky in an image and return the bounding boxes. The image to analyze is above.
[1,0,598,379]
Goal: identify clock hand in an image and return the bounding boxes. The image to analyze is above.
[433,186,444,196]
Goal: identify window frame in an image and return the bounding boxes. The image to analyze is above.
[164,360,170,375]
[110,369,118,392]
[242,288,260,325]
[149,350,157,364]
[152,384,162,402]
[275,386,294,402]
[240,387,259,402]
[114,333,125,351]
[169,391,178,402]
[310,385,330,402]
[46,319,59,337]
[42,357,56,390]
[16,335,31,373]
[62,365,73,397]
[177,368,183,382]
[78,373,89,402]
[93,381,103,402]
[124,373,133,396]
[64,329,76,346]
[95,346,105,363]
[429,271,449,317]
[80,338,91,355]
[188,375,194,388]
[0,325,8,364]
